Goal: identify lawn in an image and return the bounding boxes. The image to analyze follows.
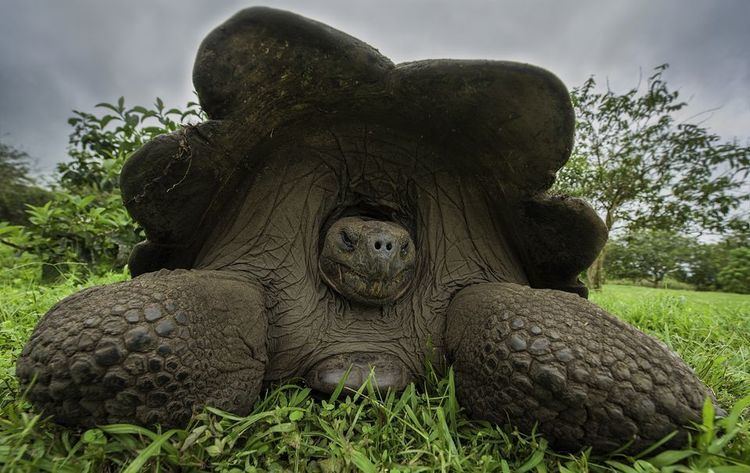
[1,271,749,472]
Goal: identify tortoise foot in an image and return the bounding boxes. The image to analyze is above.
[446,283,719,453]
[16,269,267,428]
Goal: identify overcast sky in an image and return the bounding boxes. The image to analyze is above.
[1,0,749,174]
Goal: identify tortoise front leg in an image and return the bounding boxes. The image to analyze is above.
[445,283,718,453]
[16,269,268,428]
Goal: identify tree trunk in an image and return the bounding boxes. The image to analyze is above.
[587,210,615,291]
[587,248,606,290]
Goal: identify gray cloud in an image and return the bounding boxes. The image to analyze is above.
[1,0,748,174]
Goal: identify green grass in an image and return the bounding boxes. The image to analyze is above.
[1,270,749,472]
[591,285,750,406]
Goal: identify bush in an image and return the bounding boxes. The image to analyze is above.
[0,98,203,278]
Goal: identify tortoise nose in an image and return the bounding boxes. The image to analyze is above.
[369,232,396,258]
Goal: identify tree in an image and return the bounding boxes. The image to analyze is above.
[605,230,691,287]
[554,65,750,288]
[0,142,50,225]
[678,242,726,291]
[717,248,750,294]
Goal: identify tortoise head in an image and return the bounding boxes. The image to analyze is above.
[319,216,415,306]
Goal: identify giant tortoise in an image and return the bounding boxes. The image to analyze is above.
[17,7,718,453]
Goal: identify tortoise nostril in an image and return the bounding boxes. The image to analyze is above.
[373,239,396,253]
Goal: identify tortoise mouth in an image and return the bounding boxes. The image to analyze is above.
[319,258,413,305]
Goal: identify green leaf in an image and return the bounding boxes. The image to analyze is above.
[350,448,377,473]
[329,364,353,403]
[180,425,208,452]
[267,422,296,433]
[604,460,640,473]
[121,429,179,473]
[516,446,546,473]
[81,428,106,445]
[702,396,715,430]
[98,115,117,128]
[205,444,223,457]
[710,466,750,473]
[95,102,119,113]
[647,449,696,467]
[720,395,750,432]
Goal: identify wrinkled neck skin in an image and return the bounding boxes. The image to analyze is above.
[196,122,528,381]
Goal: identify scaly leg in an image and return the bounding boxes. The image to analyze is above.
[445,283,718,453]
[16,269,267,428]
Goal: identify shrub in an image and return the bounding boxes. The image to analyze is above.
[0,98,203,278]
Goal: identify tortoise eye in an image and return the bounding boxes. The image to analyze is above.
[340,231,356,251]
